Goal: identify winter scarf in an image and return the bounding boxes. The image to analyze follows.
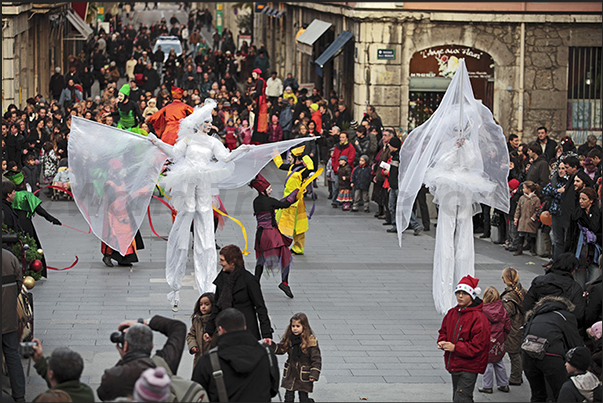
[290,334,302,359]
[216,266,244,310]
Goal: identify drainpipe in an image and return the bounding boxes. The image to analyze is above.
[518,22,525,139]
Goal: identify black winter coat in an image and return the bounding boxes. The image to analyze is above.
[585,274,603,328]
[523,296,583,358]
[205,267,273,340]
[523,269,586,325]
[352,165,372,191]
[192,330,279,402]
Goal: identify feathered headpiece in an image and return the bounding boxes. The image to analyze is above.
[178,99,217,135]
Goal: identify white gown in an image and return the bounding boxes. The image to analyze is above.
[155,133,249,306]
[395,59,510,315]
[424,137,495,314]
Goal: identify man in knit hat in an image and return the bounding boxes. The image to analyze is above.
[437,275,490,402]
[558,346,602,402]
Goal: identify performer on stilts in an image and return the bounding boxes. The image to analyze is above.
[148,99,252,311]
[273,146,315,256]
[250,173,300,298]
[395,59,510,315]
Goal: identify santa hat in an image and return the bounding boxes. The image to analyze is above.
[250,174,271,193]
[171,86,184,99]
[454,275,481,299]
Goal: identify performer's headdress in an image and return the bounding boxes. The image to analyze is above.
[178,99,217,135]
[249,174,270,193]
[119,84,131,97]
[291,145,305,157]
[171,86,184,99]
[454,275,481,300]
[5,170,24,185]
[252,68,263,76]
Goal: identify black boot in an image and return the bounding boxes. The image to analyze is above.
[284,390,295,402]
[513,242,523,256]
[102,255,114,267]
[374,204,384,218]
[254,264,264,281]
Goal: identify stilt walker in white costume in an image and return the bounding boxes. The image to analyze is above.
[148,99,251,310]
[395,59,510,315]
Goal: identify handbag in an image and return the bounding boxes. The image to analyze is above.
[521,334,549,360]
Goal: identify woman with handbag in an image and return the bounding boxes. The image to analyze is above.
[521,295,583,402]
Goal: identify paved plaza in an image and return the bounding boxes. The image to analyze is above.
[15,163,545,402]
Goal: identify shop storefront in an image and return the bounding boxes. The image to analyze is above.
[408,45,494,129]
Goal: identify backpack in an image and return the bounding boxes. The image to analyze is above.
[152,355,209,402]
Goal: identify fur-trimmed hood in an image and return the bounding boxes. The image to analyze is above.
[525,295,575,322]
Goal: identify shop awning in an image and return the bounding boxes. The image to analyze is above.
[314,30,354,69]
[65,8,93,40]
[296,19,332,55]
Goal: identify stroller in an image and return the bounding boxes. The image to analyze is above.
[51,159,72,201]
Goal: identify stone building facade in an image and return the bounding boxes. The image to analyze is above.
[253,2,601,144]
[1,3,72,111]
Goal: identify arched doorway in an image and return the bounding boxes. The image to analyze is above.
[408,46,494,129]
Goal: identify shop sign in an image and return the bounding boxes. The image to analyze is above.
[377,49,395,60]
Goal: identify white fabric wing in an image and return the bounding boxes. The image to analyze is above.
[396,59,510,244]
[217,137,316,189]
[68,117,168,255]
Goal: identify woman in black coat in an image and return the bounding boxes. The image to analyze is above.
[565,187,602,290]
[203,244,273,342]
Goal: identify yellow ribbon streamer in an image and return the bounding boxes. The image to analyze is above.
[211,206,250,256]
[156,182,249,255]
[298,168,324,199]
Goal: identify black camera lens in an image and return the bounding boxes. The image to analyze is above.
[110,331,125,345]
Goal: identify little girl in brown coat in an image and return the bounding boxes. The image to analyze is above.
[186,292,215,372]
[267,312,322,402]
[513,180,541,255]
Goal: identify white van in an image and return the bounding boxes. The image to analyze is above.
[153,36,183,62]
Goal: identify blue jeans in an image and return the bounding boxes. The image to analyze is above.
[389,188,421,231]
[332,178,340,205]
[2,331,26,399]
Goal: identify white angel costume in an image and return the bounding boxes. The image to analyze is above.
[68,101,314,309]
[396,59,510,315]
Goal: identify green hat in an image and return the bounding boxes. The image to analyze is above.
[119,84,131,97]
[5,170,24,185]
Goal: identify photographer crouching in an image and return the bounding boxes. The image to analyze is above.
[97,315,187,401]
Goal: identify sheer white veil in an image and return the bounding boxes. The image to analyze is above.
[396,59,510,245]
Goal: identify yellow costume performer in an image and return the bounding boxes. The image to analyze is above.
[274,146,315,255]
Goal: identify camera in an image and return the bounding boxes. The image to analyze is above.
[19,341,37,359]
[110,330,126,346]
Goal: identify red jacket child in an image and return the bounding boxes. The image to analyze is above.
[438,276,491,375]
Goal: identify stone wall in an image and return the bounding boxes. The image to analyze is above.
[353,17,601,143]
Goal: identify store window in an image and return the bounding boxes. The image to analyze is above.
[567,47,602,144]
[408,46,494,129]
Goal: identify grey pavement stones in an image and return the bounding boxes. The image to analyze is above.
[14,161,545,402]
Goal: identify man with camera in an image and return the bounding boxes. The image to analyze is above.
[97,315,187,401]
[192,308,280,402]
[29,340,94,402]
[2,248,26,402]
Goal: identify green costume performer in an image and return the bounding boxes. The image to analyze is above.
[5,170,62,278]
[111,84,148,136]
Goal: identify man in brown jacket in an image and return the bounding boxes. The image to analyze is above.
[2,248,25,402]
[189,28,201,56]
